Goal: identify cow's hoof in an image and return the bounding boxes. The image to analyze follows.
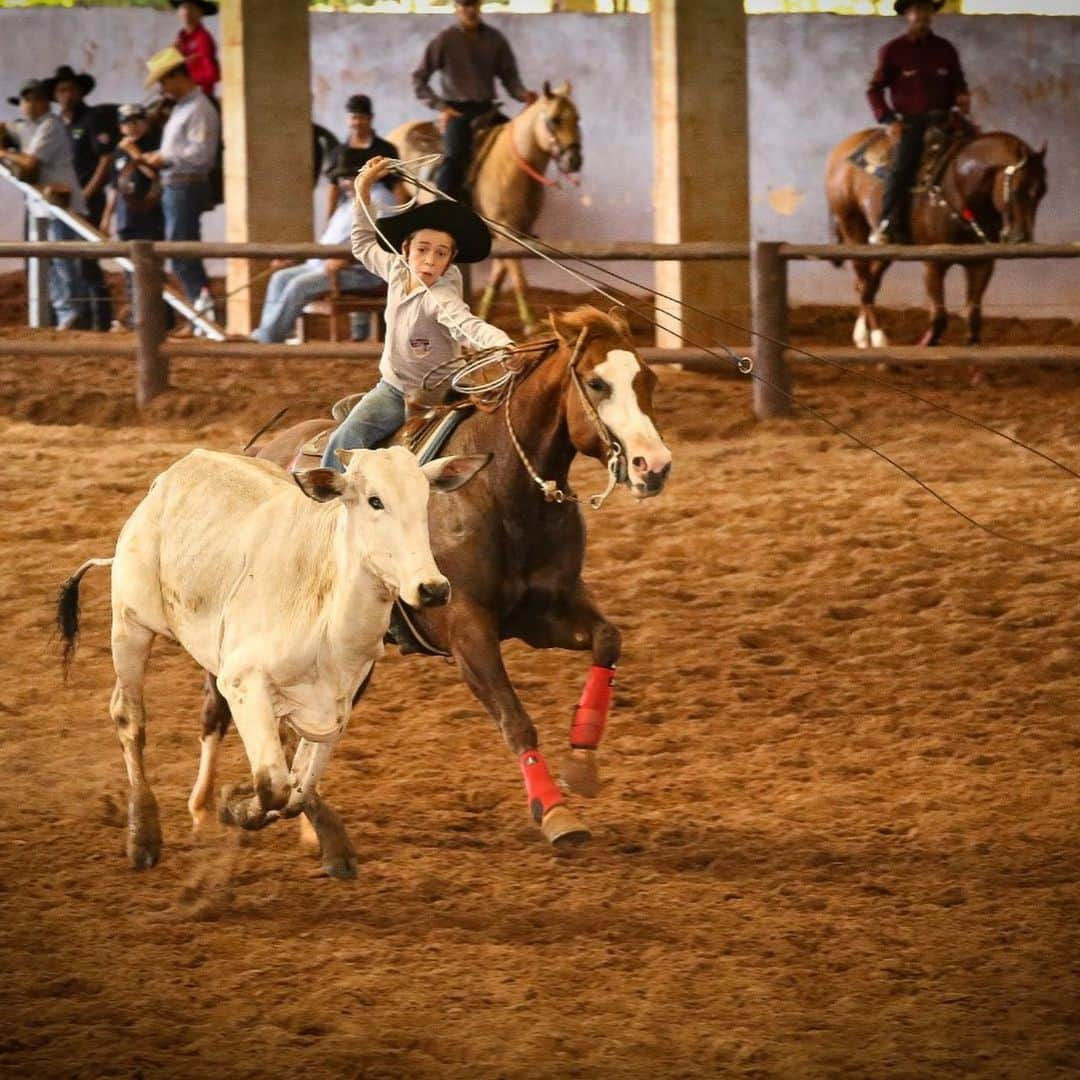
[322,854,358,880]
[560,748,601,798]
[540,805,591,848]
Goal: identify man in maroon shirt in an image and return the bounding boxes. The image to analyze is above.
[867,0,971,244]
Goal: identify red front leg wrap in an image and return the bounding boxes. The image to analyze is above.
[518,748,564,824]
[569,665,615,750]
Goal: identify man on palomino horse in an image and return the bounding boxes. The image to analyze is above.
[867,0,971,245]
[412,0,537,201]
[321,156,512,471]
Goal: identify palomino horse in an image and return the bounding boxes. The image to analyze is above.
[826,128,1047,347]
[202,306,672,857]
[387,81,583,334]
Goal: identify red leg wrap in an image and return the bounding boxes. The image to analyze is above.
[518,748,564,825]
[569,665,614,749]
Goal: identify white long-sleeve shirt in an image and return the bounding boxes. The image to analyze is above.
[160,87,219,183]
[351,198,511,396]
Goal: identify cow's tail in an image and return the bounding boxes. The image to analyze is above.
[57,557,113,678]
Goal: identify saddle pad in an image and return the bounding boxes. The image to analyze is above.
[848,130,890,180]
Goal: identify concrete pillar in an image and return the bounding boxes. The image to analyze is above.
[220,0,314,334]
[651,0,750,347]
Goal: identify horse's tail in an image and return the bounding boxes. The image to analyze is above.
[827,212,845,268]
[57,557,113,679]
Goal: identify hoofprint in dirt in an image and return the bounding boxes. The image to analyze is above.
[0,351,1077,1078]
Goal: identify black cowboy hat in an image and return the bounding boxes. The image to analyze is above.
[42,65,95,99]
[894,0,944,12]
[169,0,219,14]
[376,199,492,265]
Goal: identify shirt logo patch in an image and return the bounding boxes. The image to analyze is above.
[937,67,949,75]
[409,337,432,358]
[902,69,917,77]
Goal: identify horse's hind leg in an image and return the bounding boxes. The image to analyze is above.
[110,616,161,869]
[188,672,231,834]
[853,257,890,349]
[449,599,590,846]
[919,260,950,346]
[478,259,508,323]
[511,586,620,799]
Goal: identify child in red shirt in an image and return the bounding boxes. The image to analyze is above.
[172,0,220,100]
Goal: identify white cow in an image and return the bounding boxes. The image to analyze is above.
[57,446,489,878]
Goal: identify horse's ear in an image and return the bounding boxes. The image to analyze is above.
[1036,140,1047,161]
[557,80,572,97]
[542,80,552,99]
[607,305,631,341]
[548,308,570,343]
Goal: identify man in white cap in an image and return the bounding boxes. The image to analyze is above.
[140,45,220,320]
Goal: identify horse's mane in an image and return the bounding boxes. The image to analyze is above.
[540,304,632,346]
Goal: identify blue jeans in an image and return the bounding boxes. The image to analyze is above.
[321,380,405,473]
[437,101,492,200]
[162,180,211,301]
[250,261,382,344]
[45,217,85,328]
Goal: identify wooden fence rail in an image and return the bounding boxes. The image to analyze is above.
[0,238,1077,411]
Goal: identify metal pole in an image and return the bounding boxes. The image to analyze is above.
[27,213,49,329]
[751,241,793,419]
[132,241,169,408]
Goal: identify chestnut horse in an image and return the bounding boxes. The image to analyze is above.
[200,307,671,872]
[826,128,1047,348]
[387,81,582,334]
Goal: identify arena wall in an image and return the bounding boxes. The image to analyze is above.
[1,10,1076,315]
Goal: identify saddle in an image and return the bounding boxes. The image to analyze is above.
[848,118,973,190]
[464,108,510,194]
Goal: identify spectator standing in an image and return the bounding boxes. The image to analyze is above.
[141,46,220,323]
[101,103,165,328]
[44,65,114,330]
[0,78,87,330]
[412,0,536,200]
[172,0,221,100]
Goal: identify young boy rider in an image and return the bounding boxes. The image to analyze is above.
[321,155,512,472]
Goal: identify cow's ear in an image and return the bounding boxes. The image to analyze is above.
[422,453,492,494]
[292,468,347,503]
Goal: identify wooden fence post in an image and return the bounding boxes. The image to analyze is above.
[751,241,793,419]
[132,241,168,408]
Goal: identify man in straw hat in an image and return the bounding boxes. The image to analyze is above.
[867,0,970,245]
[321,155,512,472]
[0,78,87,330]
[140,44,220,321]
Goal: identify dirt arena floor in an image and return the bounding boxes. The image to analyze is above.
[0,286,1077,1078]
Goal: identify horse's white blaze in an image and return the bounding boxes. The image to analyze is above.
[594,350,671,483]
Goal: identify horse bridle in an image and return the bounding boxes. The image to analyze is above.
[541,108,582,178]
[933,152,1030,244]
[504,328,626,511]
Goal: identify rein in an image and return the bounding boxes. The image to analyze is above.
[930,150,1029,244]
